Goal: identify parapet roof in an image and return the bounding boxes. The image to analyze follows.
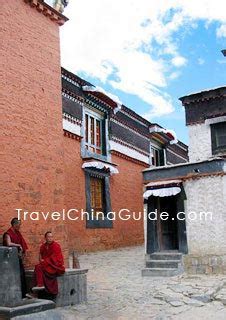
[179,86,226,106]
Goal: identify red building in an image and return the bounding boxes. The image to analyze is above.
[1,0,188,268]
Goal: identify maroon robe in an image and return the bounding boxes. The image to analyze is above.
[35,241,65,295]
[40,241,65,275]
[3,227,28,252]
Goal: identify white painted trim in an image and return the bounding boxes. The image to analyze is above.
[163,148,167,166]
[82,161,119,175]
[62,92,83,105]
[109,140,150,164]
[62,74,80,88]
[144,202,148,254]
[63,112,82,125]
[143,187,181,199]
[205,116,226,125]
[63,119,82,136]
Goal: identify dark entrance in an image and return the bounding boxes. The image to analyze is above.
[157,196,178,250]
[146,191,188,254]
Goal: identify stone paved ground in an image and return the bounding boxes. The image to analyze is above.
[58,245,226,320]
[15,246,226,320]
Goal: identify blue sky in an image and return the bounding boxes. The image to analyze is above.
[60,0,226,145]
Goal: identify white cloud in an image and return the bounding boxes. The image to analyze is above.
[168,71,181,80]
[141,93,174,119]
[217,24,226,38]
[60,0,226,119]
[171,56,187,67]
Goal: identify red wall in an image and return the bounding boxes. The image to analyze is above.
[0,0,146,268]
[0,0,68,268]
[63,137,145,253]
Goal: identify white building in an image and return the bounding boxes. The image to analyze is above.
[142,86,226,276]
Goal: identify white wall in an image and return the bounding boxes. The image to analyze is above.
[184,175,226,255]
[188,123,212,162]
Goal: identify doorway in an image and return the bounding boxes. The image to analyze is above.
[157,196,179,251]
[146,190,188,254]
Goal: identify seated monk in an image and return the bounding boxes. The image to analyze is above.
[3,218,28,298]
[32,231,65,296]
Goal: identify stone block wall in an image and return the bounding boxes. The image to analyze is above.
[25,269,88,307]
[0,247,22,307]
[56,269,88,306]
[183,255,226,275]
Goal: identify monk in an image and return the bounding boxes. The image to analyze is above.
[32,231,65,296]
[3,218,28,298]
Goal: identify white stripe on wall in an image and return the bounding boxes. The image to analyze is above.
[63,119,82,137]
[109,140,150,164]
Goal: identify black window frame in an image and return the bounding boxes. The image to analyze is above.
[84,168,113,229]
[211,122,226,155]
[151,147,165,167]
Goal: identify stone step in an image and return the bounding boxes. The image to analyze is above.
[149,252,182,261]
[146,259,180,269]
[142,267,181,277]
[0,299,55,319]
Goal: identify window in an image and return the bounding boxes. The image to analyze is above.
[211,122,226,155]
[90,177,104,214]
[151,147,165,166]
[85,112,105,155]
[85,170,113,229]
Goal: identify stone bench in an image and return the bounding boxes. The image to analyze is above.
[26,268,88,307]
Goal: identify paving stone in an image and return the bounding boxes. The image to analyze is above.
[183,297,205,307]
[26,246,226,319]
[168,300,185,307]
[168,284,192,294]
[190,294,212,303]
